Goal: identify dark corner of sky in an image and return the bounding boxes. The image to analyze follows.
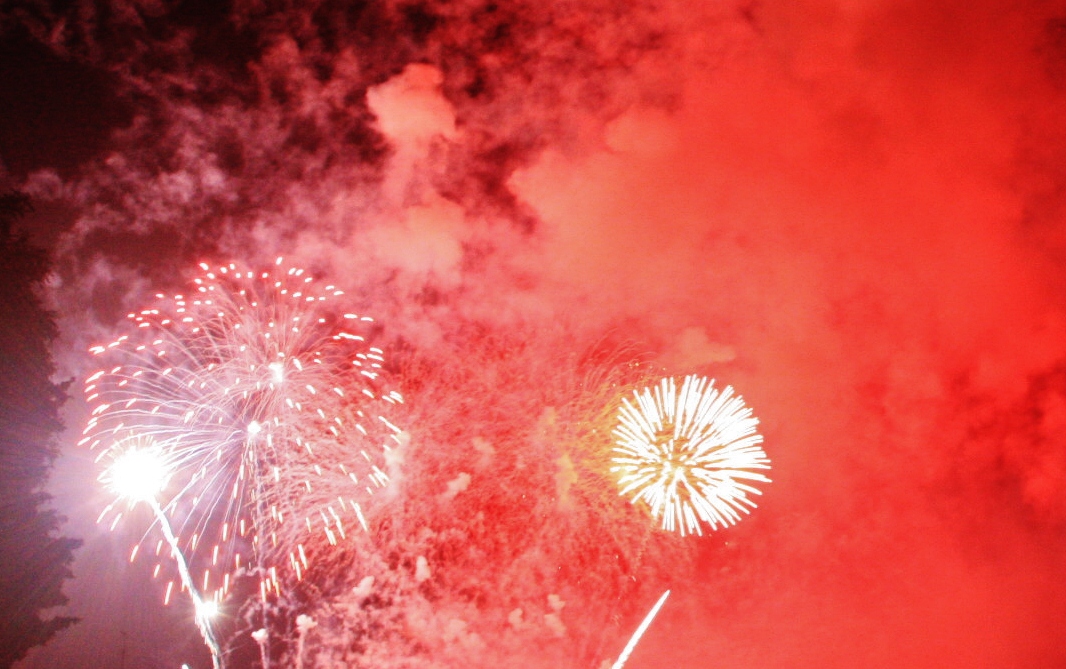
[0,21,131,179]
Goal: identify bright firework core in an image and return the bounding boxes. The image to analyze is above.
[612,375,771,536]
[197,599,220,619]
[103,445,169,503]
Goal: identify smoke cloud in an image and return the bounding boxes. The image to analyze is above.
[6,0,1066,666]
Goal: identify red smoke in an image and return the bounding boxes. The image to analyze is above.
[11,0,1066,667]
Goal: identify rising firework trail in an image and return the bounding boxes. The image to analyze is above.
[82,259,404,624]
[100,438,224,669]
[611,590,671,669]
[611,375,770,536]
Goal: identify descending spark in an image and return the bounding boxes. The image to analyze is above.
[611,375,770,536]
[102,441,223,669]
[82,259,404,608]
[611,590,671,669]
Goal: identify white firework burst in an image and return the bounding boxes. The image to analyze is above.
[83,259,404,606]
[611,375,770,536]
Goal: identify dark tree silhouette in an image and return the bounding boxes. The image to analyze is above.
[0,191,80,667]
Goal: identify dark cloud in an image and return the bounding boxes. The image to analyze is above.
[0,23,133,178]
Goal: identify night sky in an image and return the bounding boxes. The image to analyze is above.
[5,0,1066,667]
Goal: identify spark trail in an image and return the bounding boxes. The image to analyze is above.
[611,590,671,669]
[101,441,224,669]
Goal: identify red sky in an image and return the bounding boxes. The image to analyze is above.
[5,0,1066,667]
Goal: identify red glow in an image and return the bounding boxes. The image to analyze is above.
[9,0,1066,667]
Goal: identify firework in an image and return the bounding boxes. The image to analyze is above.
[611,375,770,536]
[611,590,670,669]
[101,438,224,668]
[82,259,404,610]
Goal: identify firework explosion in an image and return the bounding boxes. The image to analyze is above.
[612,375,771,536]
[82,260,404,613]
[276,331,691,669]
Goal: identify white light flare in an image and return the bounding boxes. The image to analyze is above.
[102,442,169,503]
[269,361,284,383]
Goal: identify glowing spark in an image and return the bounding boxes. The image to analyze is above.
[102,443,169,502]
[198,599,220,619]
[611,590,670,669]
[611,375,771,536]
[269,361,285,383]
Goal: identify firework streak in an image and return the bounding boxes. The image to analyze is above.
[101,442,224,669]
[611,590,670,669]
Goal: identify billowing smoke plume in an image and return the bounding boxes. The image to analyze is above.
[6,0,1066,667]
